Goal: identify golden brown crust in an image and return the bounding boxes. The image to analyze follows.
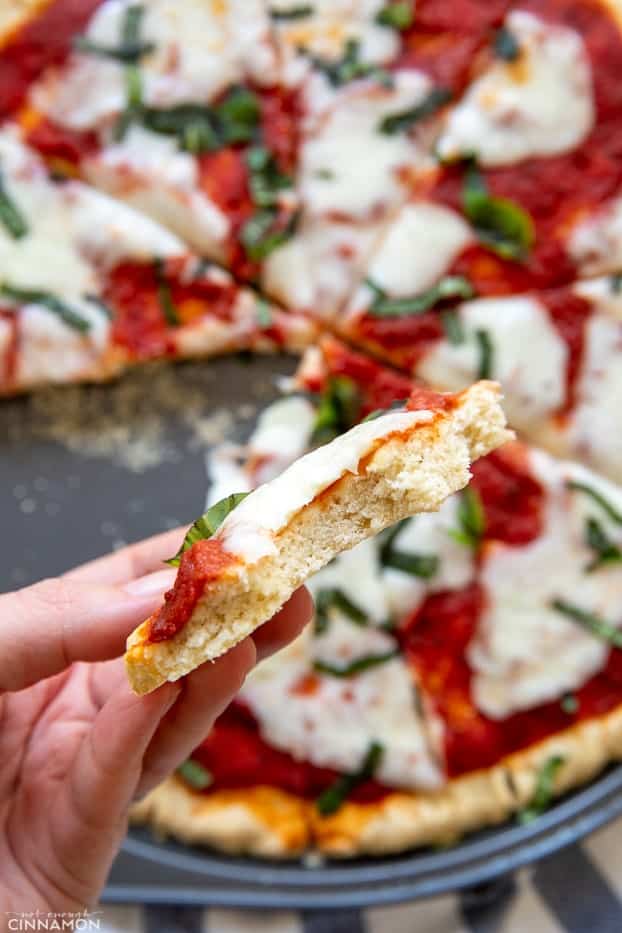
[132,706,622,858]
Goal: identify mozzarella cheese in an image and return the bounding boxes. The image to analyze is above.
[569,195,622,277]
[219,407,432,561]
[417,295,568,431]
[242,623,444,790]
[437,11,594,166]
[469,451,622,718]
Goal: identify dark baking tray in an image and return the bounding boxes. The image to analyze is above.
[2,354,621,909]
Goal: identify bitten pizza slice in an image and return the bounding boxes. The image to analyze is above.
[125,379,510,694]
[0,126,313,394]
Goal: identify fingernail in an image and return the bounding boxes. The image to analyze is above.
[124,568,177,598]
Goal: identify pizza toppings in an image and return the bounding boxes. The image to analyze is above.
[462,163,534,261]
[551,600,622,650]
[177,758,213,791]
[0,171,28,239]
[165,493,250,568]
[316,740,384,815]
[517,755,565,824]
[365,274,475,318]
[314,650,399,678]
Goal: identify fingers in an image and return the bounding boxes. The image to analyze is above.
[64,527,186,585]
[0,569,175,692]
[252,586,314,662]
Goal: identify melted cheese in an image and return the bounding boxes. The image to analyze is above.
[300,71,435,220]
[417,295,568,431]
[469,451,622,718]
[569,195,622,277]
[308,537,389,624]
[242,623,444,790]
[437,11,594,166]
[218,408,433,561]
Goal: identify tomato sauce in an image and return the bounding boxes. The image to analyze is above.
[148,538,237,643]
[25,116,99,169]
[470,444,545,545]
[0,0,103,118]
[316,337,416,415]
[539,287,594,416]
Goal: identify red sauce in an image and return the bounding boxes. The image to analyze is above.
[539,287,594,416]
[257,85,302,177]
[356,310,445,371]
[0,309,18,389]
[0,0,103,118]
[104,259,238,360]
[189,702,390,803]
[148,538,237,643]
[406,384,452,412]
[317,336,416,415]
[470,444,545,545]
[25,116,99,168]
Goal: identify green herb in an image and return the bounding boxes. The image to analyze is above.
[463,163,534,260]
[0,172,28,239]
[376,2,414,30]
[314,168,335,179]
[256,296,273,329]
[378,518,439,578]
[308,39,392,87]
[177,759,213,791]
[84,294,113,319]
[561,693,578,715]
[440,309,465,344]
[240,207,300,261]
[314,651,398,678]
[314,588,368,634]
[114,62,144,141]
[450,487,486,549]
[567,481,622,524]
[246,146,292,208]
[316,741,384,815]
[475,328,493,379]
[551,599,622,649]
[611,272,622,294]
[74,3,155,62]
[366,274,474,318]
[494,27,520,61]
[310,375,361,445]
[270,4,313,19]
[379,85,452,134]
[166,492,249,566]
[140,87,261,153]
[361,399,408,422]
[584,517,622,572]
[518,755,565,824]
[154,258,180,326]
[0,283,90,332]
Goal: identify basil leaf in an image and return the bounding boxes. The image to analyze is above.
[246,146,292,208]
[475,328,493,379]
[166,492,249,566]
[567,480,622,524]
[449,487,485,549]
[518,755,565,824]
[381,550,439,578]
[74,3,154,63]
[316,741,384,815]
[310,375,361,445]
[307,39,392,87]
[114,63,144,141]
[0,172,28,239]
[584,517,622,572]
[494,27,520,61]
[361,399,408,422]
[366,274,474,318]
[463,164,534,260]
[440,309,465,344]
[241,207,300,261]
[551,599,622,649]
[0,283,90,332]
[376,2,414,30]
[270,4,313,19]
[314,588,368,634]
[177,758,213,791]
[214,86,261,145]
[379,85,451,134]
[154,258,180,326]
[255,296,273,329]
[560,693,578,715]
[140,88,260,153]
[84,294,114,319]
[314,651,398,678]
[611,272,622,294]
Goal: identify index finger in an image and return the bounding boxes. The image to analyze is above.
[64,527,186,585]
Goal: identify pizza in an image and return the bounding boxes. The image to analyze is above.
[133,339,622,857]
[125,379,510,694]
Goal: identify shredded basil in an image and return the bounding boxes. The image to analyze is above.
[310,375,361,445]
[551,599,622,649]
[140,87,261,153]
[314,651,398,678]
[584,517,622,572]
[246,146,292,208]
[463,163,534,260]
[560,693,578,715]
[375,2,414,30]
[314,588,368,634]
[0,172,28,239]
[153,258,180,326]
[567,480,622,524]
[475,328,493,379]
[316,741,384,815]
[165,492,249,566]
[449,486,486,549]
[611,272,622,294]
[366,274,474,318]
[518,755,565,824]
[494,27,520,61]
[378,519,439,578]
[440,309,465,344]
[379,85,452,134]
[361,399,408,422]
[240,207,300,261]
[306,39,392,87]
[0,283,90,332]
[74,3,155,62]
[114,62,144,141]
[270,4,313,19]
[255,296,273,329]
[177,759,213,791]
[84,294,114,319]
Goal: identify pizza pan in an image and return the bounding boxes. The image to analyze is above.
[2,354,621,909]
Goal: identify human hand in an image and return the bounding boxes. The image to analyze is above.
[0,530,312,913]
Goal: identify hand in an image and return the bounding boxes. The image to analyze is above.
[0,530,312,912]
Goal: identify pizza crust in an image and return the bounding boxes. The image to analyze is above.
[131,705,622,858]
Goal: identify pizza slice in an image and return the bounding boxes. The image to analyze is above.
[125,378,510,694]
[134,340,622,858]
[0,125,314,394]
